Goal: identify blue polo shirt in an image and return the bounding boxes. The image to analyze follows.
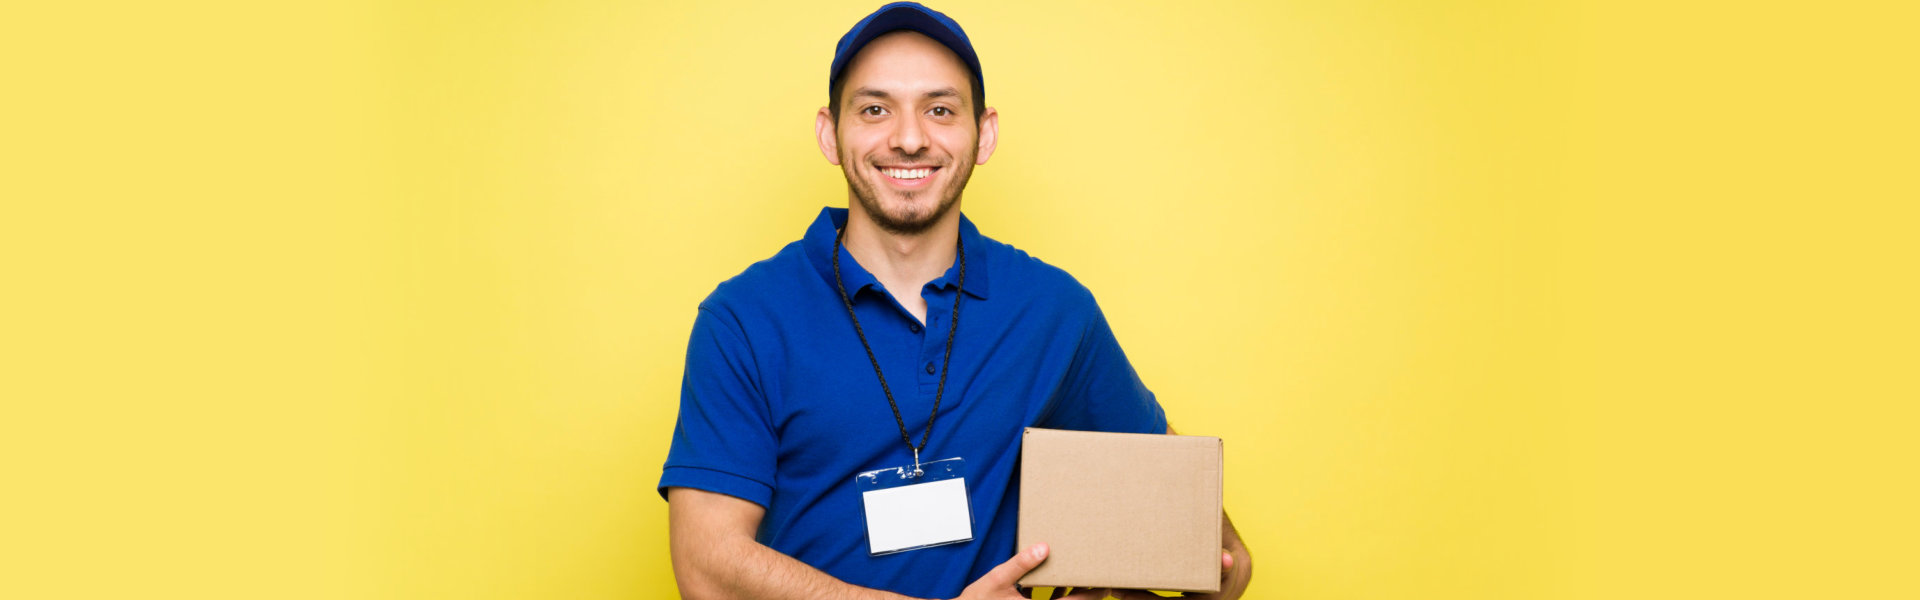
[660,207,1167,598]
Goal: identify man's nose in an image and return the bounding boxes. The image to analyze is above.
[890,113,927,155]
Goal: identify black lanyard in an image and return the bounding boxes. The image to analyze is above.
[832,226,964,476]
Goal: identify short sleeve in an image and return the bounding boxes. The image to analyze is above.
[658,306,779,508]
[1038,305,1169,435]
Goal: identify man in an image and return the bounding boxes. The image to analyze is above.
[660,4,1251,599]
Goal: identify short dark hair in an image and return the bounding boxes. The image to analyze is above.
[829,72,986,125]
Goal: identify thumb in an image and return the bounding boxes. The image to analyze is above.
[979,543,1049,588]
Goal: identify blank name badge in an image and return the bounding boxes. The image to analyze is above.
[855,457,974,555]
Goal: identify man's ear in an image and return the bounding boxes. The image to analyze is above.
[815,107,841,165]
[974,107,999,165]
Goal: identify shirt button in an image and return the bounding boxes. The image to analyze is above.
[909,323,922,334]
[925,362,937,374]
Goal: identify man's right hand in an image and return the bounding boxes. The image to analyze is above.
[952,543,1108,600]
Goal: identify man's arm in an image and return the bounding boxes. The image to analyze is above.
[667,487,911,600]
[668,487,1090,600]
[1207,510,1253,599]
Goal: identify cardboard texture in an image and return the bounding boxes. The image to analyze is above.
[1016,427,1223,593]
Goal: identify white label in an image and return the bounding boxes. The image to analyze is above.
[860,477,973,554]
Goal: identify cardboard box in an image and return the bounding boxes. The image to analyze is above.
[1016,427,1223,593]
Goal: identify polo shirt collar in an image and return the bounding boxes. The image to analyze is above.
[804,206,992,301]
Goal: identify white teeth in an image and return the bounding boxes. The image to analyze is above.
[883,167,931,180]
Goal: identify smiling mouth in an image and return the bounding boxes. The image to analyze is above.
[879,166,938,180]
[875,164,941,189]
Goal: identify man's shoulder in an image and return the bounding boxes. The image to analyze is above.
[980,234,1099,310]
[697,239,815,318]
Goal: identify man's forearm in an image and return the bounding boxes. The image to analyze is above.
[673,531,925,600]
[1219,511,1253,596]
[1224,511,1248,556]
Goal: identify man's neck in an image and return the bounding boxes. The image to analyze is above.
[842,206,961,324]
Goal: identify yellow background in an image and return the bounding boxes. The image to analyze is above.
[3,1,1915,598]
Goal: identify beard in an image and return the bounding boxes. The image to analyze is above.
[841,146,975,236]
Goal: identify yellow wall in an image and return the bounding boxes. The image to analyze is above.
[3,1,1915,598]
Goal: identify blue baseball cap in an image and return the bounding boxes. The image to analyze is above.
[828,2,984,102]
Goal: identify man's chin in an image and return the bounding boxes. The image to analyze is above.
[863,198,955,235]
[870,209,941,235]
[844,169,965,235]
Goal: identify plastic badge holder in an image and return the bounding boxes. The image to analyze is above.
[856,457,974,555]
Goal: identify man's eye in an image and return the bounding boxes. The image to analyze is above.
[930,107,951,117]
[862,106,888,116]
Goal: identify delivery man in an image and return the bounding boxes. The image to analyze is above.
[660,4,1251,599]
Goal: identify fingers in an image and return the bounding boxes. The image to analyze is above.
[1222,550,1234,571]
[1055,588,1109,600]
[980,543,1049,589]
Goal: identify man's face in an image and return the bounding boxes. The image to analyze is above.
[818,31,996,235]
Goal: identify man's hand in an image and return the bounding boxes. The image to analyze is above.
[952,544,1106,600]
[1189,547,1252,600]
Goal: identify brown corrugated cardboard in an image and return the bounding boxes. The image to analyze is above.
[1016,427,1223,593]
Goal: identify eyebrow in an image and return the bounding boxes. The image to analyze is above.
[849,86,965,103]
